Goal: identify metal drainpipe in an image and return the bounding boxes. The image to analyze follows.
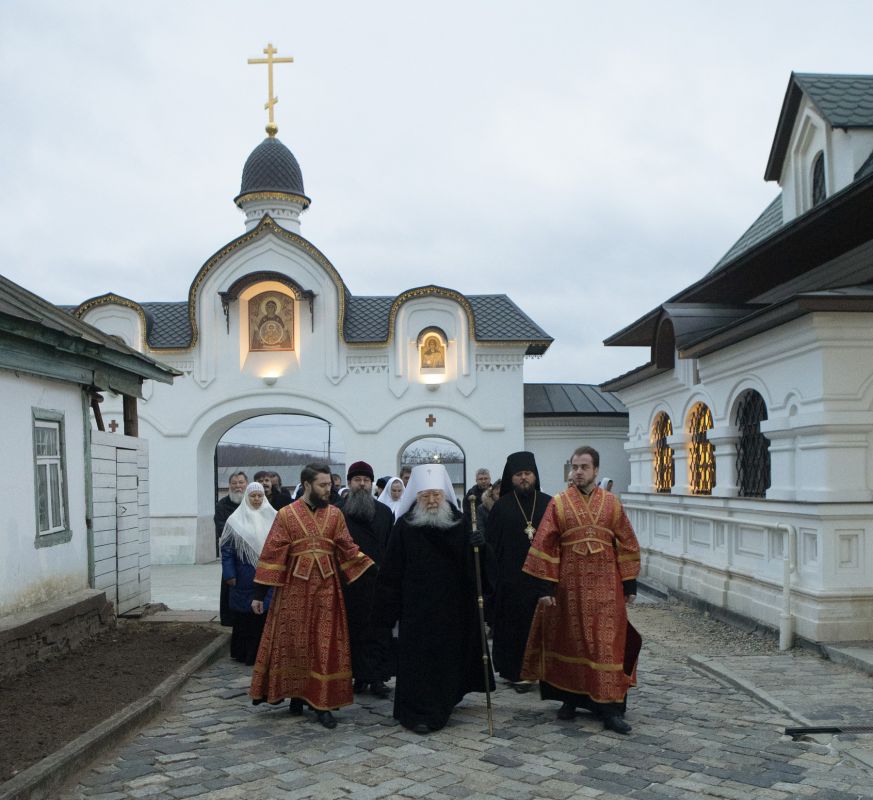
[778,523,797,651]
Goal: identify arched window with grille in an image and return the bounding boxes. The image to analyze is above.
[734,390,770,498]
[651,412,675,493]
[688,403,715,495]
[812,151,826,207]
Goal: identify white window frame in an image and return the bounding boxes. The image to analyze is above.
[33,409,72,546]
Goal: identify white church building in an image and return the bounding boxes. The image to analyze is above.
[73,120,628,566]
[603,72,873,645]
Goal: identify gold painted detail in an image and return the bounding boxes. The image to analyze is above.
[235,190,311,210]
[247,43,294,137]
[73,293,151,351]
[185,215,347,351]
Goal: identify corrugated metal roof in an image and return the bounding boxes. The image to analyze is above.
[523,383,627,416]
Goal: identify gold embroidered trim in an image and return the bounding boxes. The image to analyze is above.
[257,561,285,571]
[543,651,624,671]
[528,547,560,564]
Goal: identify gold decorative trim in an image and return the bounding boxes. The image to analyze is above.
[236,190,311,209]
[185,215,348,351]
[73,293,151,352]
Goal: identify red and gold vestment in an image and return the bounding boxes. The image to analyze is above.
[521,486,641,705]
[249,500,374,710]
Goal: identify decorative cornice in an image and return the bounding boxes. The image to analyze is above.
[235,190,311,209]
[73,293,150,351]
[186,215,348,351]
[387,286,475,346]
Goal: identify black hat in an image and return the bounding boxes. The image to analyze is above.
[500,451,540,493]
[347,461,375,481]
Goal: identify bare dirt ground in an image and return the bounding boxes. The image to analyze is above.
[0,620,219,782]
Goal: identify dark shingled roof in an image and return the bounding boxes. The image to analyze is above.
[235,137,307,202]
[343,293,551,352]
[794,73,873,128]
[766,72,873,182]
[709,194,783,274]
[89,294,551,352]
[140,302,193,348]
[524,383,627,416]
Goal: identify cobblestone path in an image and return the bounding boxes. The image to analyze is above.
[59,601,873,800]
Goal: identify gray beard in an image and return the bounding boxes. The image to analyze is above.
[228,490,244,504]
[408,501,457,529]
[344,487,376,522]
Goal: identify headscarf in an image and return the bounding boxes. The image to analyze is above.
[393,463,458,519]
[499,451,541,494]
[219,481,277,566]
[377,476,405,516]
[599,477,613,491]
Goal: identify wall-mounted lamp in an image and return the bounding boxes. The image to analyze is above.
[263,375,278,387]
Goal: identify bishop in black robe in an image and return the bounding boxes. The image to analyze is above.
[373,464,494,733]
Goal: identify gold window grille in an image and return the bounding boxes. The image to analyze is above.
[651,412,675,493]
[688,403,715,495]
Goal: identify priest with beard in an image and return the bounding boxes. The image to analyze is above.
[373,464,495,734]
[486,452,552,691]
[339,461,395,698]
[249,463,375,729]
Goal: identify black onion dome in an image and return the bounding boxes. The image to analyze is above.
[234,137,309,206]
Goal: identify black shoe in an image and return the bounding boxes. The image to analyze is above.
[316,710,337,729]
[288,699,304,715]
[369,681,390,698]
[353,679,367,693]
[410,722,430,734]
[512,681,534,694]
[602,715,632,734]
[556,702,576,720]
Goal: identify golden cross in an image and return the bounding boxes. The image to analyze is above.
[247,42,294,137]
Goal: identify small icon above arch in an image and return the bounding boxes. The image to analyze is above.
[417,327,447,371]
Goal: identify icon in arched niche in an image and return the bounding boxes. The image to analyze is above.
[419,333,446,370]
[249,291,293,351]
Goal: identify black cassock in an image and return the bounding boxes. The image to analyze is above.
[487,490,552,682]
[342,501,396,684]
[374,508,495,731]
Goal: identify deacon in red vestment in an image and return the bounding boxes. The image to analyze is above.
[249,463,374,729]
[521,445,641,734]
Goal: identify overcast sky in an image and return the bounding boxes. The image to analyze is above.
[3,1,873,387]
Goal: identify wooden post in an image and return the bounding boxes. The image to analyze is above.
[122,394,139,438]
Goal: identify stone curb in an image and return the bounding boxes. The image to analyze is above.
[686,654,813,727]
[0,631,230,800]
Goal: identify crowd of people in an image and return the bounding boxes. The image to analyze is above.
[213,447,641,735]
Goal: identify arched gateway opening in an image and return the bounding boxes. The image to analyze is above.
[215,413,347,504]
[399,436,466,502]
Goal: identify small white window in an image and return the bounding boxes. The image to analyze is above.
[34,419,67,535]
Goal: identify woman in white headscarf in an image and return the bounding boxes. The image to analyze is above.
[599,477,614,492]
[220,482,277,664]
[377,476,406,518]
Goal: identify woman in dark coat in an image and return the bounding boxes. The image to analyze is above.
[220,482,276,665]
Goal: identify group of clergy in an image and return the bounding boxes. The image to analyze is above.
[221,448,641,735]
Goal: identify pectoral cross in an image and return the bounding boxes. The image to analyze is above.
[247,42,294,137]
